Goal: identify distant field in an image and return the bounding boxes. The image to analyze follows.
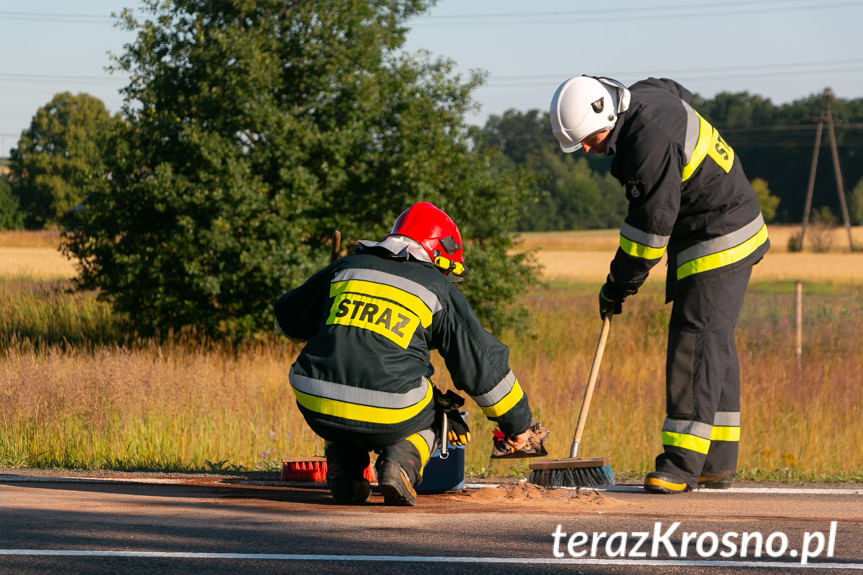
[0,247,75,280]
[518,225,863,284]
[0,231,74,280]
[6,225,861,283]
[517,224,863,254]
[0,230,64,248]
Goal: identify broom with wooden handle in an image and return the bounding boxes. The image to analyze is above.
[528,315,614,487]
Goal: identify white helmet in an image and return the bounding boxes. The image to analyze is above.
[549,76,631,153]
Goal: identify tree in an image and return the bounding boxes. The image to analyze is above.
[849,177,863,226]
[480,109,626,231]
[10,92,115,229]
[692,91,776,129]
[62,0,538,340]
[0,176,24,230]
[751,177,780,223]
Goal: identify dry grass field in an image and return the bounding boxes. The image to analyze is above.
[519,225,863,284]
[517,224,863,253]
[0,231,75,280]
[1,229,861,482]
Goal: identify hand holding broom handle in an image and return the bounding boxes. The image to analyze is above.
[569,316,611,459]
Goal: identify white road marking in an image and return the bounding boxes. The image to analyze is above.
[0,549,861,569]
[598,486,863,495]
[462,483,863,496]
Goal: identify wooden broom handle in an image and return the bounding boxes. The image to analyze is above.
[569,316,611,459]
[330,230,342,263]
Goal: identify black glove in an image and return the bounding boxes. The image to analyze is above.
[433,388,471,446]
[598,276,638,319]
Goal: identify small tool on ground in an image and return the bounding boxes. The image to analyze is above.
[528,316,615,487]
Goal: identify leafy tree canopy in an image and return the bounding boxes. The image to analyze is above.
[62,0,539,341]
[10,92,115,229]
[849,176,863,226]
[751,177,780,223]
[0,176,24,230]
[480,109,626,231]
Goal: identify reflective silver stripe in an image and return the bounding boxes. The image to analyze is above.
[333,268,442,315]
[681,100,701,165]
[620,222,670,249]
[472,370,517,408]
[357,236,433,263]
[714,411,740,427]
[662,417,712,440]
[677,213,766,267]
[290,367,430,409]
[416,428,436,452]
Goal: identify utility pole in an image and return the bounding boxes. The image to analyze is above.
[800,88,854,251]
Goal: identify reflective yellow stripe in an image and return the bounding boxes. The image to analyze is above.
[682,111,735,182]
[676,224,768,280]
[330,280,433,327]
[405,433,431,468]
[620,235,667,260]
[480,380,524,418]
[662,430,711,455]
[293,382,433,425]
[710,426,740,442]
[327,292,420,349]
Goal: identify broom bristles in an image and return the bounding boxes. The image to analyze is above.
[528,464,615,488]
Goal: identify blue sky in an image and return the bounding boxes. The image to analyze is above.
[2,0,863,157]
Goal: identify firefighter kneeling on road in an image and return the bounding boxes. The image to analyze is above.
[275,202,537,506]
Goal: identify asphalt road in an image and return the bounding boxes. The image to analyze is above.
[0,469,861,575]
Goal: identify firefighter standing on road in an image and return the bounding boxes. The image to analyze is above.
[275,202,535,506]
[549,76,770,493]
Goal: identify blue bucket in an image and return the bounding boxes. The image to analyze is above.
[416,443,465,493]
[416,412,468,494]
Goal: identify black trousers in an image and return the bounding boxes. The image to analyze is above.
[655,264,753,487]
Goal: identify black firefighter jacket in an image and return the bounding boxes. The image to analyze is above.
[274,246,532,446]
[605,77,770,301]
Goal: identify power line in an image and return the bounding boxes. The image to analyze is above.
[487,58,863,82]
[0,72,127,85]
[5,1,862,26]
[410,0,863,25]
[0,10,116,23]
[482,59,863,88]
[2,59,861,91]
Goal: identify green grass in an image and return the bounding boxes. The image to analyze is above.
[0,275,861,483]
[0,278,129,348]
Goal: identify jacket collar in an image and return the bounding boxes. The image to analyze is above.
[604,110,627,157]
[356,235,432,263]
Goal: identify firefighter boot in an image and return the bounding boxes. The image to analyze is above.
[375,438,423,506]
[644,471,692,494]
[325,442,371,505]
[375,458,417,506]
[698,472,734,489]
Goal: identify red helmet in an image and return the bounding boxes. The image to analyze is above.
[390,202,467,278]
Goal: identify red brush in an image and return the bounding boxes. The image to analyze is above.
[281,457,375,483]
[281,457,328,482]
